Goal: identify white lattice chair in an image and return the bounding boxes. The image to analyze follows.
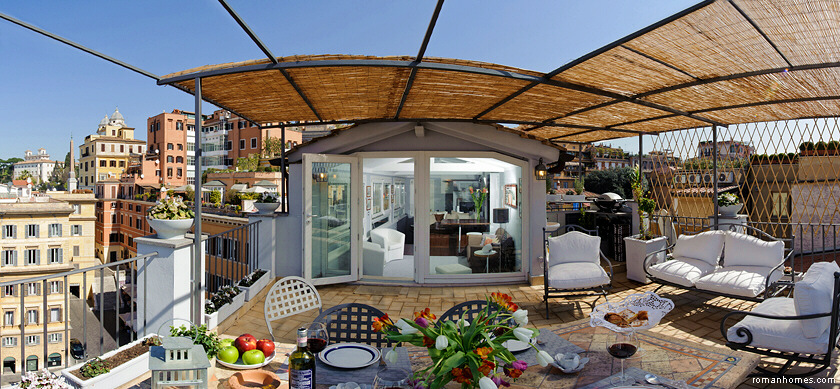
[264,276,323,341]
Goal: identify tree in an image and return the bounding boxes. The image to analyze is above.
[583,166,645,199]
[184,186,195,202]
[235,153,260,171]
[262,136,285,158]
[209,190,221,206]
[0,158,23,182]
[17,170,32,181]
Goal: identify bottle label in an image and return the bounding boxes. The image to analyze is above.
[290,369,313,389]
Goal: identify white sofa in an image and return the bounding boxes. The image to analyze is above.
[721,261,840,379]
[644,225,790,300]
[370,228,405,263]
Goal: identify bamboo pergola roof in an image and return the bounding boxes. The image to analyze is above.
[158,0,840,145]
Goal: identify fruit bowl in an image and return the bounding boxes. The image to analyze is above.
[216,351,276,370]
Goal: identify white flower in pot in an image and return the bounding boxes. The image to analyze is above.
[146,196,195,239]
[717,192,742,216]
[254,192,279,214]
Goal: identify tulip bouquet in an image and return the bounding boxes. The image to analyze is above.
[372,293,553,389]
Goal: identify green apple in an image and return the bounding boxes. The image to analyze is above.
[219,339,235,348]
[218,346,239,364]
[242,349,265,365]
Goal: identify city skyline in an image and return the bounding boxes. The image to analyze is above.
[0,0,698,158]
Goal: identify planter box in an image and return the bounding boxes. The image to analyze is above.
[61,334,157,389]
[204,290,246,329]
[238,270,271,301]
[624,235,668,284]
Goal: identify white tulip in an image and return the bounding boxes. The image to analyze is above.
[513,327,535,343]
[512,309,529,326]
[435,335,449,350]
[384,349,398,364]
[478,376,498,389]
[536,350,554,367]
[395,319,418,334]
[458,319,470,328]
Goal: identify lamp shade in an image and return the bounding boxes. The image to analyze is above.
[493,208,509,224]
[535,158,548,180]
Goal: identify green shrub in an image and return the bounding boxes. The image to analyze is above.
[816,141,828,150]
[80,358,110,378]
[170,324,221,359]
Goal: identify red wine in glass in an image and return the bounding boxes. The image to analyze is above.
[608,343,637,359]
[307,338,328,353]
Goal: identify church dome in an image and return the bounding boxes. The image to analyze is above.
[99,115,109,126]
[111,108,124,121]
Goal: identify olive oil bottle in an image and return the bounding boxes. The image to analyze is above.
[289,327,315,389]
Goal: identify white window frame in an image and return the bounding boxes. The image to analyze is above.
[26,224,38,238]
[49,281,61,294]
[3,225,15,239]
[48,247,62,264]
[251,137,257,149]
[3,337,16,347]
[26,309,37,325]
[49,308,60,324]
[240,139,245,150]
[71,225,82,236]
[26,335,38,346]
[48,333,61,343]
[3,285,13,297]
[3,311,13,326]
[1,250,15,267]
[24,249,38,266]
[26,283,38,296]
[48,223,61,237]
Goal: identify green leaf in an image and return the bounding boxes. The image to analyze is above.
[441,351,466,371]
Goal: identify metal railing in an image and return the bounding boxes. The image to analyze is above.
[0,252,157,385]
[204,220,260,295]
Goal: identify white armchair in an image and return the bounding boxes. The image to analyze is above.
[363,241,385,276]
[370,228,405,263]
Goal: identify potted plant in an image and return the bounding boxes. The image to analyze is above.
[146,196,195,239]
[718,192,742,216]
[469,186,488,220]
[254,192,279,214]
[373,293,554,388]
[170,324,221,377]
[237,269,270,301]
[61,335,160,389]
[20,369,71,389]
[204,285,246,329]
[624,166,668,284]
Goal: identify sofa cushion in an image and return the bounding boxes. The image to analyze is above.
[547,232,601,267]
[648,256,716,287]
[723,232,784,268]
[672,231,724,266]
[547,262,609,290]
[727,297,829,355]
[695,266,783,298]
[795,261,840,338]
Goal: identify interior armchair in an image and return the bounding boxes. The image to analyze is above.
[370,228,405,263]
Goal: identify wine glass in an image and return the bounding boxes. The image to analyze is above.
[607,330,638,385]
[373,367,412,389]
[306,322,329,355]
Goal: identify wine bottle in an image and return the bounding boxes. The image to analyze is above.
[289,327,316,389]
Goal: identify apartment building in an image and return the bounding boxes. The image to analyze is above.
[79,109,146,189]
[200,110,302,173]
[0,190,96,373]
[698,140,754,159]
[13,149,60,184]
[147,109,197,187]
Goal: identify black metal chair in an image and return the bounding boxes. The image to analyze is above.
[543,224,613,319]
[438,300,500,325]
[720,271,840,386]
[314,303,395,348]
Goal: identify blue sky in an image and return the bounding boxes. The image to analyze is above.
[0,0,700,159]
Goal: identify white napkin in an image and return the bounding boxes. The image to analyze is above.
[556,353,580,370]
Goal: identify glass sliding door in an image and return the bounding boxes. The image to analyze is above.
[304,154,358,285]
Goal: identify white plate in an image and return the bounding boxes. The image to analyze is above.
[215,351,275,370]
[318,343,381,369]
[501,337,535,353]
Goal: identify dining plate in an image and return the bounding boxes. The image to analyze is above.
[215,351,276,370]
[318,343,381,369]
[501,337,535,353]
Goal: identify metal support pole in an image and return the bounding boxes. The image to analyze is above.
[712,125,719,226]
[193,77,204,324]
[281,127,287,213]
[638,134,644,170]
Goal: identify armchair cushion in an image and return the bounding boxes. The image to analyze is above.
[727,297,829,355]
[723,232,784,267]
[695,266,783,298]
[547,231,601,267]
[648,256,716,287]
[672,231,724,266]
[362,241,385,277]
[547,262,609,290]
[795,261,840,338]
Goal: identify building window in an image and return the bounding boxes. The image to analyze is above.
[135,218,141,229]
[2,250,16,267]
[177,144,183,151]
[48,281,61,294]
[251,138,257,149]
[26,283,39,296]
[48,248,62,264]
[3,285,15,297]
[3,311,13,326]
[120,145,124,153]
[3,337,16,347]
[100,160,107,167]
[109,160,116,167]
[176,121,183,130]
[73,246,80,256]
[240,139,246,150]
[26,335,38,345]
[119,160,125,168]
[48,333,61,343]
[155,169,160,177]
[177,168,183,177]
[71,225,82,236]
[73,204,81,214]
[101,144,105,152]
[24,249,39,266]
[167,143,174,150]
[772,192,791,218]
[187,142,195,151]
[111,145,115,152]
[167,168,173,177]
[48,224,61,237]
[49,308,60,324]
[176,156,183,163]
[26,224,38,238]
[3,225,16,239]
[26,310,38,325]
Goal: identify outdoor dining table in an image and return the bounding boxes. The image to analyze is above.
[212,318,760,389]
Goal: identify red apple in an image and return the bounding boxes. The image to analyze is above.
[256,339,275,357]
[235,334,257,354]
